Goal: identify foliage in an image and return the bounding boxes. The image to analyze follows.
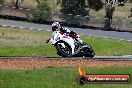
[0,0,4,4]
[35,0,47,4]
[87,0,104,11]
[130,8,132,12]
[128,8,132,18]
[60,0,88,24]
[129,0,132,3]
[61,0,88,16]
[32,1,51,22]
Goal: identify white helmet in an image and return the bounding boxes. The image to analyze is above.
[52,22,60,31]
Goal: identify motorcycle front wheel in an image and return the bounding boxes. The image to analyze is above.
[56,42,72,57]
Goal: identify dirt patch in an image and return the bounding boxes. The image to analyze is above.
[0,58,132,70]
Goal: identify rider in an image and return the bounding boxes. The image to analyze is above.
[46,22,83,44]
[52,22,71,34]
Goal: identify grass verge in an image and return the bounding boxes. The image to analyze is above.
[0,26,131,56]
[0,67,132,88]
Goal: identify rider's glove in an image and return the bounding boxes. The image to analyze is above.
[70,31,76,34]
[46,39,50,43]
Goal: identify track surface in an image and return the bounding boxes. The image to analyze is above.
[0,19,132,41]
[0,56,132,61]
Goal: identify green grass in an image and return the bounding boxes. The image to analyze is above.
[0,45,57,56]
[82,36,132,56]
[0,67,132,88]
[0,26,131,56]
[0,26,57,56]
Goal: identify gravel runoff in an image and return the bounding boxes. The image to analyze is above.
[0,58,132,70]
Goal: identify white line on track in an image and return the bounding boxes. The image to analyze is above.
[19,27,24,29]
[2,25,7,27]
[10,26,16,28]
[29,28,33,29]
[94,55,132,59]
[38,29,42,30]
[46,30,50,32]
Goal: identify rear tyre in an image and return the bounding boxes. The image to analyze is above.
[82,47,94,58]
[81,43,95,58]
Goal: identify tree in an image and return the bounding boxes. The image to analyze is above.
[56,0,61,5]
[61,0,88,16]
[32,1,51,23]
[87,0,127,29]
[87,0,114,28]
[87,0,104,11]
[12,0,24,9]
[129,0,132,2]
[60,0,88,24]
[35,0,47,4]
[128,8,132,18]
[104,4,115,28]
[0,0,4,4]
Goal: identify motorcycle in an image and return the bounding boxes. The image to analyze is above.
[47,31,95,58]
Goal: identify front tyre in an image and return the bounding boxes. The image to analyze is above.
[56,42,72,57]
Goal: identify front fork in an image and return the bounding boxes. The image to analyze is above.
[73,39,84,55]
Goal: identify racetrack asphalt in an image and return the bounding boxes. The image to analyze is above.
[0,19,132,41]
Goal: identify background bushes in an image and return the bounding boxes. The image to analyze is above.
[32,1,51,23]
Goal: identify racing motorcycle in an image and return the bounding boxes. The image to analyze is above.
[47,31,95,58]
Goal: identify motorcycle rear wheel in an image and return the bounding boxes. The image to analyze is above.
[82,47,94,58]
[80,43,95,58]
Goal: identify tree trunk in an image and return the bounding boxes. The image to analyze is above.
[36,0,40,4]
[104,4,115,29]
[56,0,61,5]
[13,0,21,9]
